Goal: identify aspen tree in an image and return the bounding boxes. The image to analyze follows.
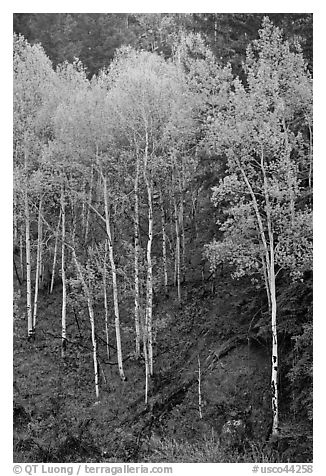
[14,35,57,339]
[24,161,33,339]
[197,354,203,419]
[102,240,110,361]
[178,159,186,283]
[205,19,312,436]
[102,173,126,381]
[134,154,141,357]
[143,131,154,375]
[106,47,196,386]
[32,196,43,330]
[60,185,67,358]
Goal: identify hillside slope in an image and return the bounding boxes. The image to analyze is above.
[13,267,312,463]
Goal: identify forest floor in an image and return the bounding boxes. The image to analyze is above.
[13,271,312,463]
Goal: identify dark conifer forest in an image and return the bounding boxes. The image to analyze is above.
[13,13,313,463]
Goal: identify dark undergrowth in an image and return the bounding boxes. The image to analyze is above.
[13,270,312,463]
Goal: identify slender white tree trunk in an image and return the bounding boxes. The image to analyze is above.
[159,190,168,293]
[72,249,99,400]
[24,180,33,339]
[141,309,150,405]
[134,157,141,358]
[308,121,313,194]
[269,241,278,436]
[81,178,86,231]
[32,196,43,330]
[84,165,94,244]
[262,255,271,312]
[50,210,62,294]
[241,153,279,436]
[143,134,154,376]
[103,175,126,381]
[103,240,110,361]
[198,354,203,419]
[173,189,181,303]
[169,195,177,286]
[20,233,24,282]
[261,150,279,436]
[13,197,18,244]
[61,187,67,358]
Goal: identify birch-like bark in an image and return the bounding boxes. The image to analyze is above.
[134,156,141,358]
[197,354,203,419]
[32,197,43,330]
[20,233,24,282]
[260,150,279,436]
[173,176,181,303]
[240,152,279,435]
[61,187,67,358]
[50,210,62,294]
[159,190,168,293]
[24,153,33,339]
[72,249,99,400]
[103,175,126,381]
[143,133,154,376]
[269,236,278,436]
[103,240,110,361]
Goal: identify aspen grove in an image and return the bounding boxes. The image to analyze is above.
[13,16,313,463]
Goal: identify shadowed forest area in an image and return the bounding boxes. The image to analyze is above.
[13,13,312,463]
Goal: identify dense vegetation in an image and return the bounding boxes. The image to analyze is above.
[13,14,313,463]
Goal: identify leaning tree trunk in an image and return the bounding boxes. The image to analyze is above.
[61,186,67,358]
[72,249,99,400]
[103,175,126,381]
[32,196,43,331]
[134,156,141,358]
